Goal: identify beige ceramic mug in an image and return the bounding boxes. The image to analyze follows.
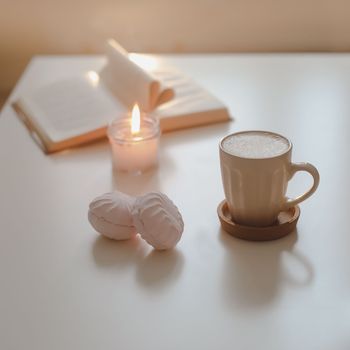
[219,130,320,227]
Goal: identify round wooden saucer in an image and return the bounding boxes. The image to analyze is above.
[217,200,300,241]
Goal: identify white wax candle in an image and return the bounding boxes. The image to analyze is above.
[108,116,160,173]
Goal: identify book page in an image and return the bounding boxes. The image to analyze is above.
[151,68,226,118]
[100,40,174,111]
[19,73,126,143]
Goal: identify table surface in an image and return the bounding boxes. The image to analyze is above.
[1,53,350,350]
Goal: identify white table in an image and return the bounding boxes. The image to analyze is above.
[1,54,350,350]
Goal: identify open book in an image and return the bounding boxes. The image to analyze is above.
[13,40,231,153]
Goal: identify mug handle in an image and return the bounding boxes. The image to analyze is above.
[283,162,320,210]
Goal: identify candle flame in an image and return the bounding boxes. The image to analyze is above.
[131,104,141,135]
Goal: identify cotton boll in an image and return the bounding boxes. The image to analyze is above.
[88,191,136,240]
[132,192,184,250]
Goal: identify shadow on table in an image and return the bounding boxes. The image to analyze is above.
[111,168,162,196]
[135,249,184,289]
[110,155,178,196]
[92,235,146,268]
[219,229,314,309]
[92,235,184,289]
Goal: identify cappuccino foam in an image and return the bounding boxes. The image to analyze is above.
[222,132,289,158]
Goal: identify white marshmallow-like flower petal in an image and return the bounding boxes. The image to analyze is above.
[88,191,136,240]
[132,192,184,250]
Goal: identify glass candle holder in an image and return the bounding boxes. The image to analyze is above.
[107,116,160,174]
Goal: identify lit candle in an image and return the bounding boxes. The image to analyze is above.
[107,104,160,173]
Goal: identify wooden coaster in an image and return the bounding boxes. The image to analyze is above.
[217,200,300,241]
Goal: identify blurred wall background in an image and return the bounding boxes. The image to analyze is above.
[1,0,350,96]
